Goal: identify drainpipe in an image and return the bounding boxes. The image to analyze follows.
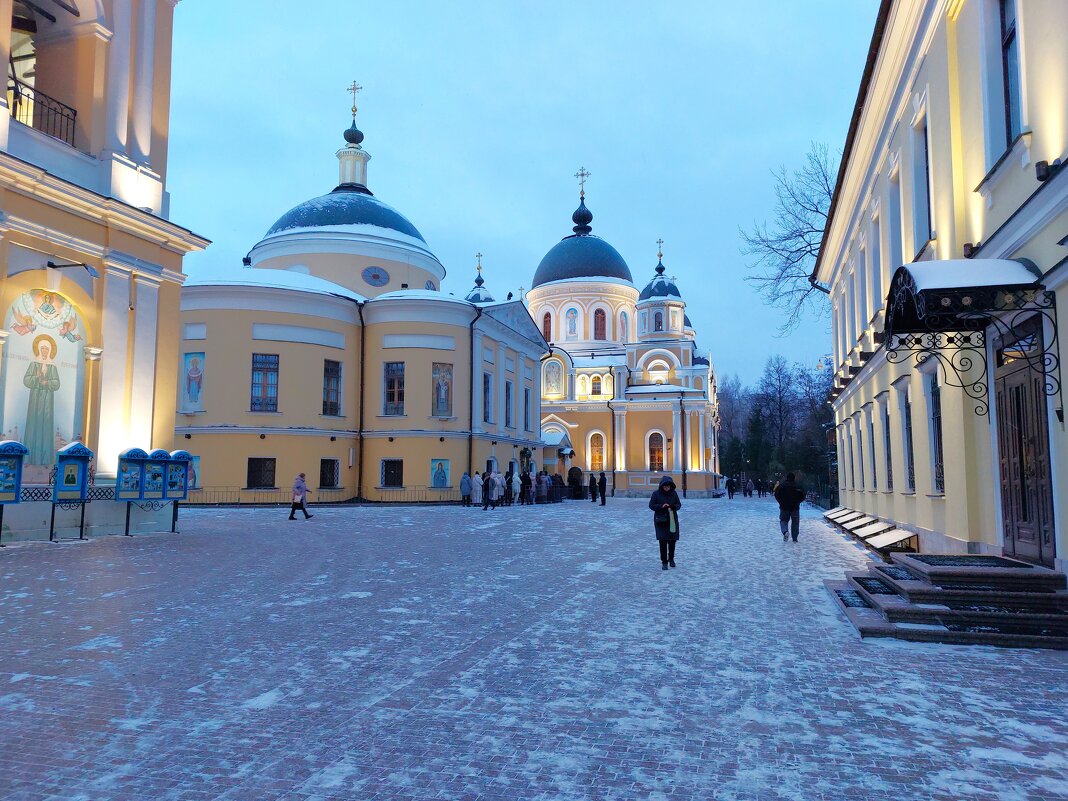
[680,396,688,499]
[356,301,366,502]
[606,395,616,497]
[467,306,483,477]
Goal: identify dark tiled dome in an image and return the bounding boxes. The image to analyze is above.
[532,197,632,288]
[638,260,682,301]
[265,185,426,242]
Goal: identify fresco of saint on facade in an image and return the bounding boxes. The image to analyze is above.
[1,290,86,482]
[431,362,452,417]
[181,352,205,412]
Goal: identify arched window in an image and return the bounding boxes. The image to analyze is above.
[648,432,665,472]
[590,433,605,472]
[542,312,552,341]
[593,308,607,340]
[654,311,664,332]
[591,376,602,395]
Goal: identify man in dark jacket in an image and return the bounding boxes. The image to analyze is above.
[598,472,607,506]
[589,473,598,503]
[726,477,736,499]
[774,472,806,542]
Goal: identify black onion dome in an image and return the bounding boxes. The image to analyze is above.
[638,259,682,301]
[465,271,495,303]
[265,186,426,242]
[531,196,632,288]
[343,121,364,145]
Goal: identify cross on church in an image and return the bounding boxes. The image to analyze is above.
[347,81,362,117]
[575,167,591,197]
[475,252,483,271]
[656,238,664,259]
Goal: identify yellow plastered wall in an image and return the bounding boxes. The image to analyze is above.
[256,253,440,297]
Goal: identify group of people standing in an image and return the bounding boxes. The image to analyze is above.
[725,476,776,499]
[587,471,608,506]
[460,469,568,509]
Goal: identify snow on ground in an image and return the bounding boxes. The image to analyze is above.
[1,497,1067,800]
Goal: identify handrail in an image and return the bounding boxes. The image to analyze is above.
[7,76,77,147]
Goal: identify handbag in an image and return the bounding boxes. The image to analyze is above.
[654,509,669,524]
[292,492,302,504]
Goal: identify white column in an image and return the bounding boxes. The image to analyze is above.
[697,411,706,471]
[0,0,13,150]
[128,275,160,448]
[129,0,158,163]
[472,330,483,432]
[96,267,132,475]
[104,0,132,154]
[671,409,681,471]
[614,411,627,471]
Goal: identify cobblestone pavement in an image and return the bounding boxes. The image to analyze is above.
[2,497,1068,800]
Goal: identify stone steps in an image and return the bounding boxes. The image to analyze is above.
[826,553,1068,650]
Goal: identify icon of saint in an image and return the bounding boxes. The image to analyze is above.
[23,335,60,465]
[432,461,448,488]
[186,357,204,404]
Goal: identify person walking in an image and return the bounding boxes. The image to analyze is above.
[774,472,806,542]
[745,478,754,498]
[726,476,736,500]
[510,471,521,506]
[536,472,548,504]
[649,476,682,570]
[491,471,505,510]
[589,473,598,503]
[460,472,472,507]
[598,472,607,506]
[289,473,313,520]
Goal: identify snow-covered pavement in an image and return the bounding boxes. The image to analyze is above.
[2,497,1067,800]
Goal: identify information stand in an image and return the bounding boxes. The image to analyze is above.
[166,450,193,532]
[51,442,93,541]
[0,441,28,547]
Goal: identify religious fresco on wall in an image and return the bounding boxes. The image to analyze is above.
[1,290,86,483]
[565,308,578,339]
[432,362,452,417]
[181,352,205,412]
[430,459,450,488]
[545,361,562,395]
[189,456,201,489]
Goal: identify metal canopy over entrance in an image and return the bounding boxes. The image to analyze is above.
[883,258,1061,417]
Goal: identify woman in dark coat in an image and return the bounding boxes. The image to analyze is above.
[589,473,598,503]
[649,475,682,570]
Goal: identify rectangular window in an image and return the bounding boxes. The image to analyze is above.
[250,354,279,412]
[913,120,933,256]
[856,420,865,490]
[319,458,340,489]
[246,457,276,489]
[383,362,405,416]
[524,387,531,431]
[483,372,493,424]
[930,376,945,494]
[868,412,877,490]
[888,171,903,271]
[904,392,916,492]
[884,404,894,492]
[857,248,868,333]
[505,381,514,428]
[1001,0,1022,147]
[870,215,884,311]
[847,428,856,489]
[381,459,403,488]
[322,360,341,416]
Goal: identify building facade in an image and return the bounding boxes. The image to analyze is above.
[178,112,547,502]
[815,0,1068,568]
[528,193,720,498]
[0,0,207,538]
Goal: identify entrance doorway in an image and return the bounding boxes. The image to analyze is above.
[994,319,1056,567]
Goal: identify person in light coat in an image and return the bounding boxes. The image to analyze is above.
[491,471,505,509]
[289,473,313,520]
[460,472,472,507]
[471,471,483,507]
[510,471,521,504]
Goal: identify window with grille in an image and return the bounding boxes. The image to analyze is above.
[250,354,279,412]
[505,381,514,428]
[593,309,606,340]
[591,376,601,395]
[319,458,340,488]
[930,376,945,494]
[590,433,605,472]
[648,432,664,472]
[1000,0,1022,147]
[246,457,276,488]
[323,360,341,416]
[904,394,916,491]
[654,312,664,332]
[381,459,403,488]
[542,312,552,341]
[884,405,894,491]
[383,362,404,415]
[483,373,493,423]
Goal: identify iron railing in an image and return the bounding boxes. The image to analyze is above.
[7,77,77,147]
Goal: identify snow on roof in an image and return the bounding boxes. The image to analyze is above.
[625,383,704,395]
[185,266,365,301]
[904,259,1041,292]
[374,289,473,305]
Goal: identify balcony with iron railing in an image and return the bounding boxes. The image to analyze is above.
[7,76,77,148]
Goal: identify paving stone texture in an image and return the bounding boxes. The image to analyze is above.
[2,497,1068,800]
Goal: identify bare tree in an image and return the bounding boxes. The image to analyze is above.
[741,142,838,333]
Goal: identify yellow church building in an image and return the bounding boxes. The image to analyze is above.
[179,101,720,503]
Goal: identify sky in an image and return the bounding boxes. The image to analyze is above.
[167,0,879,386]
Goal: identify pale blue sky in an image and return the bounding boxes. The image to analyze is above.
[168,1,878,385]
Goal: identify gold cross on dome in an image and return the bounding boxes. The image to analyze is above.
[575,167,591,197]
[671,275,678,282]
[347,81,363,116]
[475,252,483,271]
[656,238,664,259]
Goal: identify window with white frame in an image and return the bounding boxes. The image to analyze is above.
[505,380,514,428]
[999,0,1022,149]
[888,167,903,271]
[903,387,916,492]
[857,246,868,334]
[912,113,934,256]
[589,432,605,472]
[648,432,665,472]
[482,372,493,423]
[928,374,945,494]
[883,400,894,492]
[870,212,884,312]
[856,415,865,490]
[867,406,877,490]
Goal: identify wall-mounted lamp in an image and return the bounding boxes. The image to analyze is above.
[47,260,100,279]
[1036,159,1062,182]
[963,242,976,258]
[259,434,266,439]
[330,436,336,442]
[401,283,409,289]
[184,433,192,440]
[388,436,394,442]
[242,256,252,266]
[439,436,445,442]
